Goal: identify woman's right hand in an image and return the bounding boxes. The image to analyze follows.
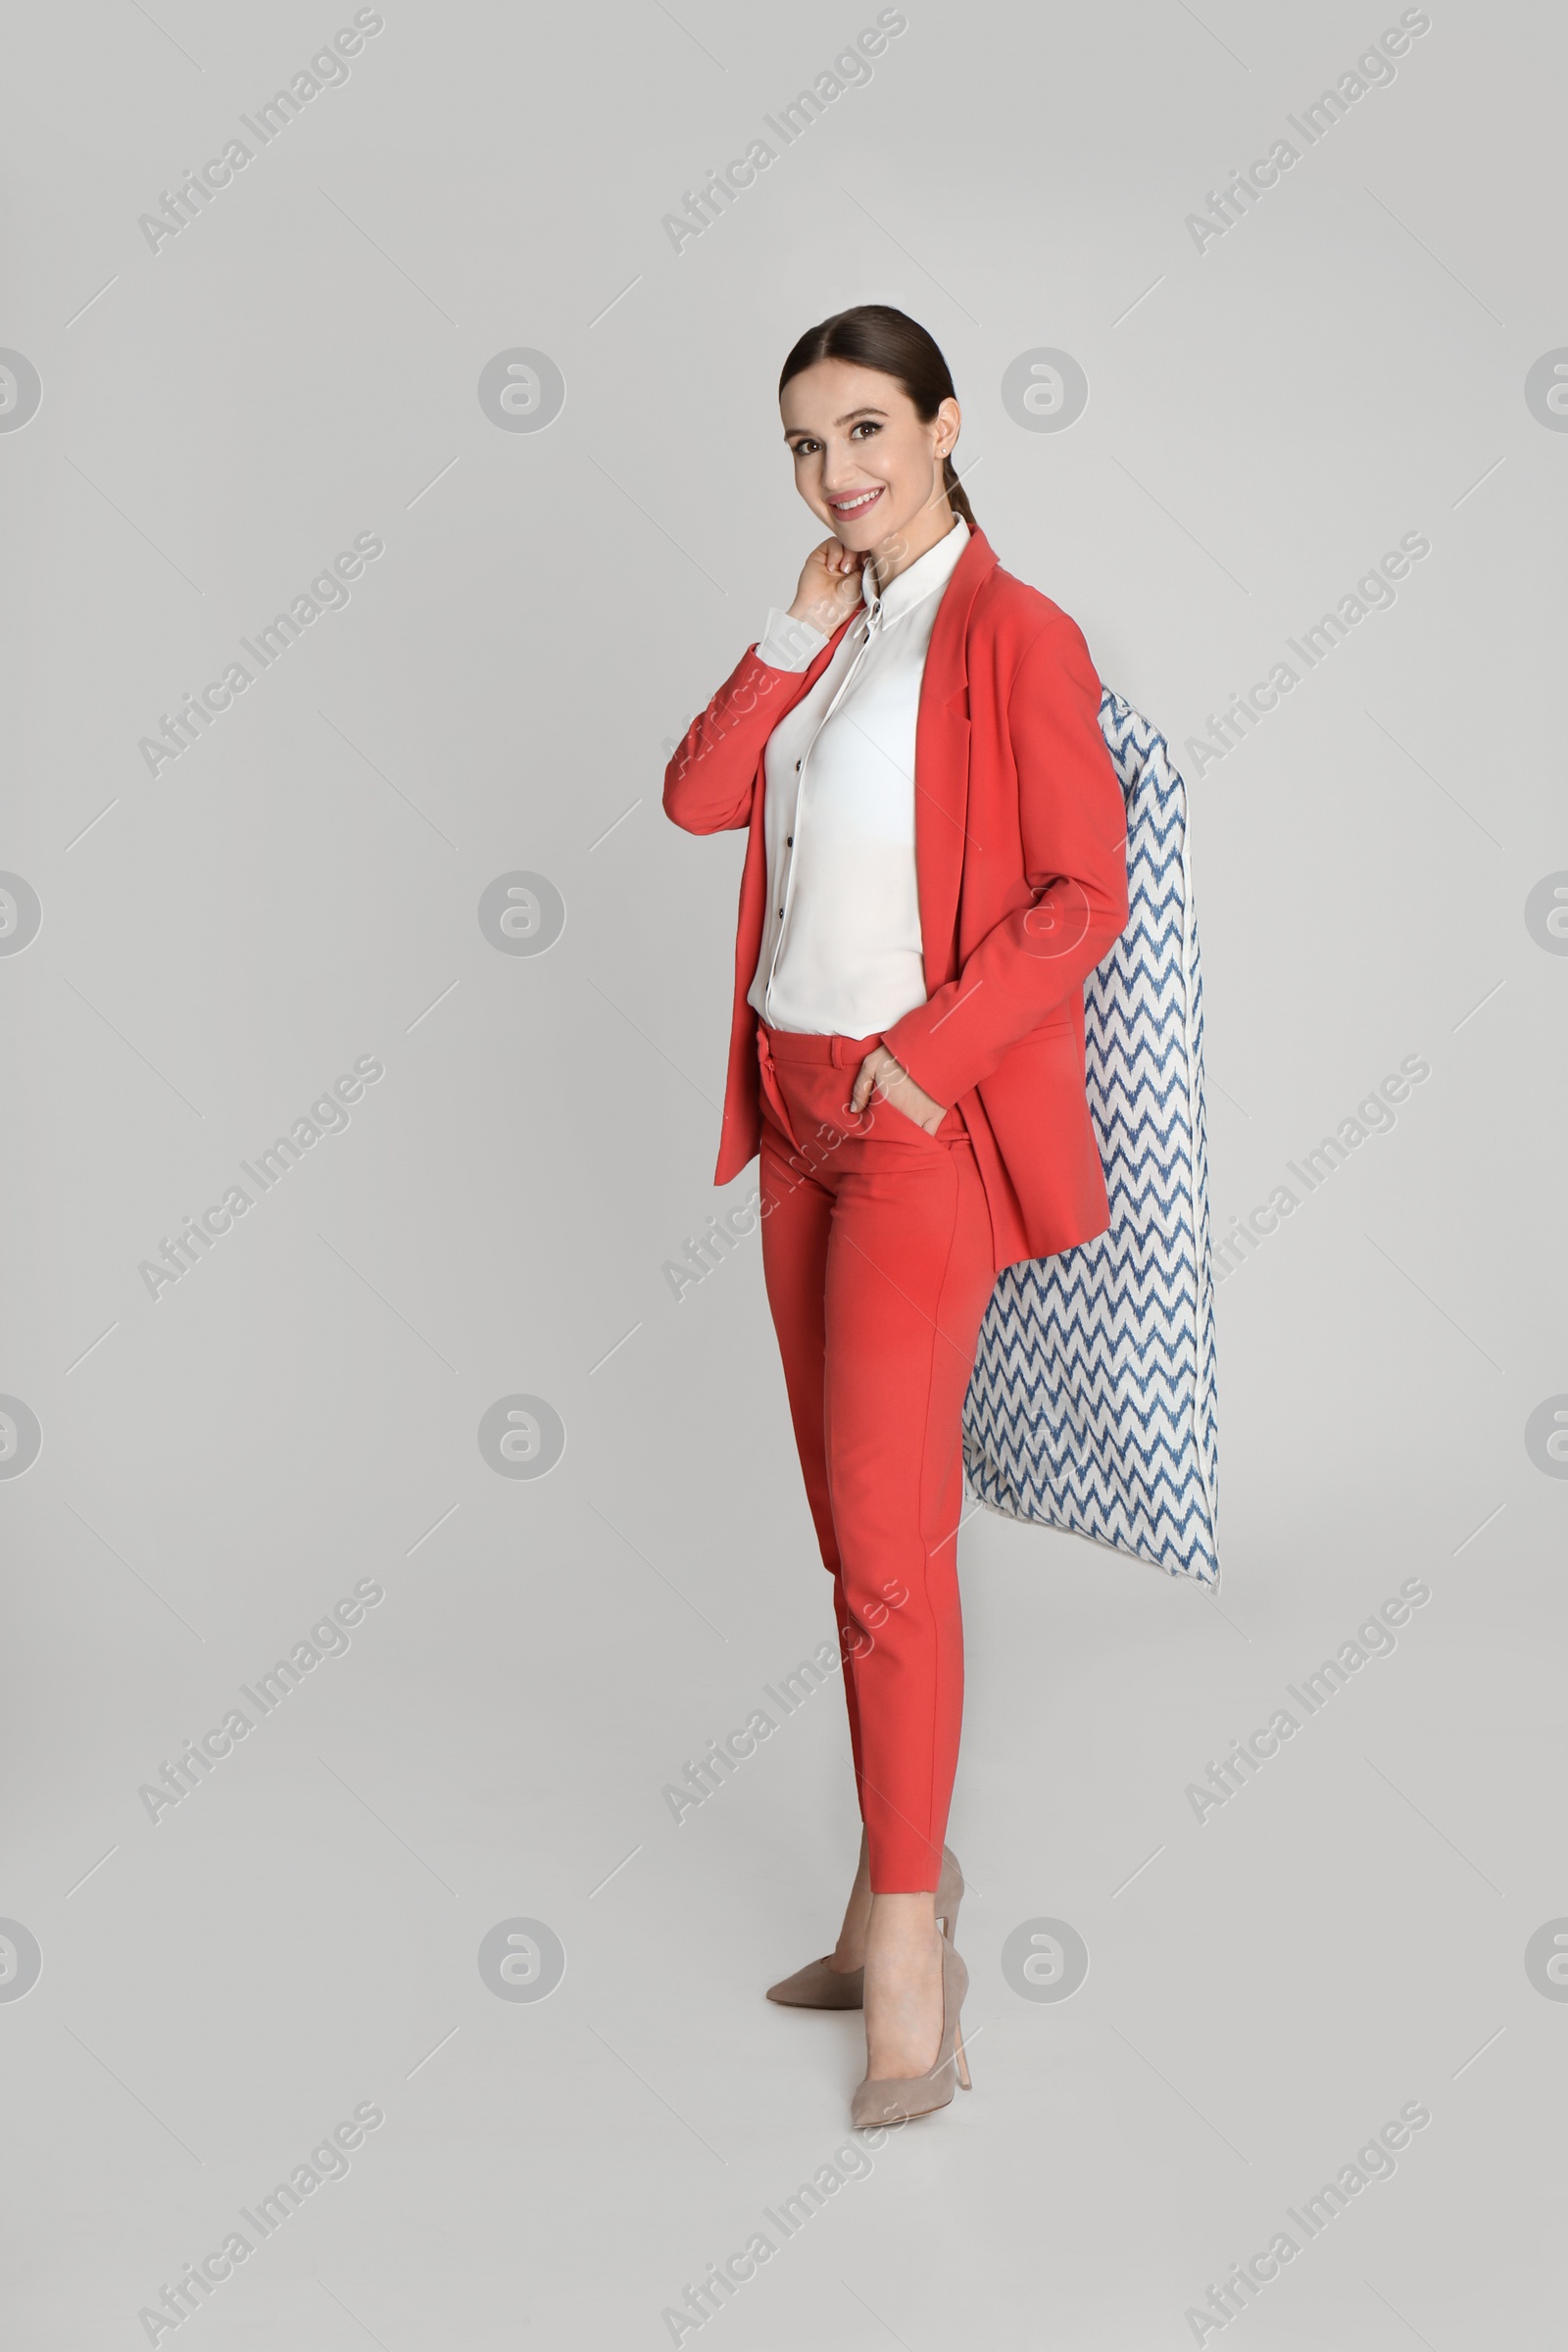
[788,536,866,634]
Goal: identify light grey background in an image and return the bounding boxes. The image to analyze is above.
[3,1,1564,2344]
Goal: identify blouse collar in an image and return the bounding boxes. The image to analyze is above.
[860,513,970,632]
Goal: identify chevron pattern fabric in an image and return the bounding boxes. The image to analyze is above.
[961,688,1221,1587]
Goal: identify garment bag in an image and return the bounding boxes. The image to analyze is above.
[961,690,1222,1589]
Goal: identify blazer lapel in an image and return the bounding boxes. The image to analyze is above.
[913,526,997,991]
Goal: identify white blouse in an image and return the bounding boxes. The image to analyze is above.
[746,514,970,1038]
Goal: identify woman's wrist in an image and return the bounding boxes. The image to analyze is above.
[785,595,835,629]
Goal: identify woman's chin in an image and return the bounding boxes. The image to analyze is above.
[836,517,916,559]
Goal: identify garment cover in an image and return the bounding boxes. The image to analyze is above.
[961,689,1222,1588]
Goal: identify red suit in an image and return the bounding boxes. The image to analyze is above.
[664,526,1129,1887]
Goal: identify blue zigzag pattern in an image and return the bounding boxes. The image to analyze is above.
[961,688,1222,1587]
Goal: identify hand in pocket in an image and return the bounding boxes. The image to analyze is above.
[851,1045,946,1136]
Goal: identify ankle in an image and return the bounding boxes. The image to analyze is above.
[864,1917,942,1979]
[865,1890,938,1937]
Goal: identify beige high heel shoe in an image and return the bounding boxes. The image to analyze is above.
[765,1845,963,2010]
[851,1928,971,2128]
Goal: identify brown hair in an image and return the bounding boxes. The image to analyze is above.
[778,304,977,530]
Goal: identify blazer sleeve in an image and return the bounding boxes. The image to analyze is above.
[881,613,1129,1107]
[662,643,807,835]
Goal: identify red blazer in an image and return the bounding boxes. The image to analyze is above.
[662,525,1129,1274]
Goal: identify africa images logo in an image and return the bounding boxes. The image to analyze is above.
[660,11,909,253]
[136,534,385,778]
[1183,11,1433,256]
[136,12,387,255]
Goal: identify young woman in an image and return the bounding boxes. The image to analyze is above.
[663,305,1129,2126]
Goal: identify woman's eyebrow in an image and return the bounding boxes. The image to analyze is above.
[783,407,888,437]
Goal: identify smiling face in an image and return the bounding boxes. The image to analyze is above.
[780,358,960,572]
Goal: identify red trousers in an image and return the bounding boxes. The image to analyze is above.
[756,1023,997,1892]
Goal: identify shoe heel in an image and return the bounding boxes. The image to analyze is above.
[954,2022,971,2091]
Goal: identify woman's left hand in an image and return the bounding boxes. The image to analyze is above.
[851,1045,947,1135]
